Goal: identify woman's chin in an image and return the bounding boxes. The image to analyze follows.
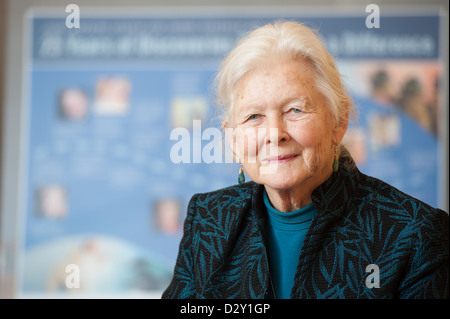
[259,176,303,191]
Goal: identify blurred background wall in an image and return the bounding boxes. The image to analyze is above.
[0,0,448,298]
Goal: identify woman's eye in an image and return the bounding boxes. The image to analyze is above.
[291,108,302,114]
[248,114,260,120]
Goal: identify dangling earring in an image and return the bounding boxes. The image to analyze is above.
[332,146,339,173]
[238,165,245,185]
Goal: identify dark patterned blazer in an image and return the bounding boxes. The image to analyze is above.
[162,156,449,299]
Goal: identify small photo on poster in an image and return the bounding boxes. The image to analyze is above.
[343,128,367,166]
[58,88,89,121]
[93,76,131,115]
[152,198,182,235]
[170,95,208,129]
[35,184,68,219]
[352,61,441,137]
[369,113,401,149]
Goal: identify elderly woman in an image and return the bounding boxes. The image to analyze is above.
[162,21,448,299]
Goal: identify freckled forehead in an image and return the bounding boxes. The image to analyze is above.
[235,59,318,102]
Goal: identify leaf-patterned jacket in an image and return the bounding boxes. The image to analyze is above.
[162,156,449,299]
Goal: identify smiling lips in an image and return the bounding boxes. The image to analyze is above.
[262,154,299,163]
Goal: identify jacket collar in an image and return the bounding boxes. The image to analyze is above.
[312,154,360,217]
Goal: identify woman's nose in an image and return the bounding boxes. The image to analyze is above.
[265,116,289,145]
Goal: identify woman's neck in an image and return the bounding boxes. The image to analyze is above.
[264,186,312,212]
[263,167,333,212]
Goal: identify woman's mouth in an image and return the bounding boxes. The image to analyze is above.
[262,154,299,163]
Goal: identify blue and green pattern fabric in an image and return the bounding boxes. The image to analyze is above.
[162,155,449,299]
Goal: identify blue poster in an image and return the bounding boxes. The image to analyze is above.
[19,12,444,297]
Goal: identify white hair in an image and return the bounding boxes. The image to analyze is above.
[214,20,356,129]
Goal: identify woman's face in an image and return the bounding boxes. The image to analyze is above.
[230,59,347,193]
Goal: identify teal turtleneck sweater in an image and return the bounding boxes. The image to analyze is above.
[263,189,317,299]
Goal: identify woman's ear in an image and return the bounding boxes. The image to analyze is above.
[333,113,349,146]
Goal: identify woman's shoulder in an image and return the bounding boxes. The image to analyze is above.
[338,152,447,219]
[339,169,449,258]
[188,181,259,212]
[192,181,258,200]
[357,171,448,221]
[183,181,260,234]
